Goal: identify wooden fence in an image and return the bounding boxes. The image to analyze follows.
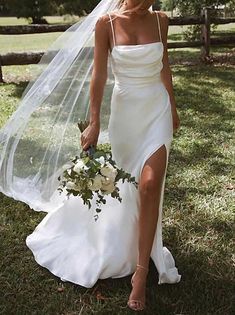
[0,7,235,82]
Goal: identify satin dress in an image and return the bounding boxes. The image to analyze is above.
[25,12,181,288]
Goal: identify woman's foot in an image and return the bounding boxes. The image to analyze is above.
[127,264,149,311]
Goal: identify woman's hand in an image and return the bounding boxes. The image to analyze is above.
[171,108,180,133]
[80,122,100,151]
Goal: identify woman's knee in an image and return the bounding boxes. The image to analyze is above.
[139,177,159,196]
[139,145,168,196]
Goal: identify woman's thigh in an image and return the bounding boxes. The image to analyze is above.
[139,144,167,196]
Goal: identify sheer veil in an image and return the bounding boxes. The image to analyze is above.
[0,0,153,213]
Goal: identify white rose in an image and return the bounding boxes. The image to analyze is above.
[73,160,87,174]
[101,178,116,195]
[67,169,72,176]
[66,181,81,191]
[95,156,105,165]
[101,176,112,185]
[62,161,73,171]
[107,170,117,182]
[88,174,104,191]
[100,162,118,181]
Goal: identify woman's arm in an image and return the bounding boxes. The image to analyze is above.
[159,11,180,133]
[89,15,110,126]
[81,15,110,150]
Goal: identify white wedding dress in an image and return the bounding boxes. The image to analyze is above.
[26,12,181,288]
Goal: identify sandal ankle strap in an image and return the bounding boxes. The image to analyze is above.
[136,264,149,271]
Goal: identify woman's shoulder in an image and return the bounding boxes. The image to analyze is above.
[98,11,117,22]
[95,12,118,30]
[154,10,168,18]
[95,13,113,29]
[154,10,169,26]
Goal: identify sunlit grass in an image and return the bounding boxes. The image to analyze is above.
[1,32,63,53]
[0,15,80,25]
[0,62,234,314]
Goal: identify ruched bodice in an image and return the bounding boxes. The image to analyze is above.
[110,42,164,85]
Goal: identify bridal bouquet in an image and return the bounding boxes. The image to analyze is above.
[58,119,138,221]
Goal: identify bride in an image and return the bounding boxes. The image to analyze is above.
[0,0,181,312]
[81,0,181,310]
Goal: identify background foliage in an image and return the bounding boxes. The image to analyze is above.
[1,0,235,23]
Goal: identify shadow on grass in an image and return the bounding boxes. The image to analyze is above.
[1,80,114,130]
[1,193,233,315]
[4,81,28,98]
[0,63,234,314]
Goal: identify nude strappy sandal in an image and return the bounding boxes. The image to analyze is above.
[127,264,149,311]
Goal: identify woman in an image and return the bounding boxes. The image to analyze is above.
[80,0,181,311]
[0,0,181,312]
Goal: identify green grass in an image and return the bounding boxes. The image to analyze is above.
[0,14,234,314]
[0,32,63,53]
[0,16,81,53]
[0,15,80,25]
[0,61,234,314]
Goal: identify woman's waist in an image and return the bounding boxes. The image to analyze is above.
[113,73,162,86]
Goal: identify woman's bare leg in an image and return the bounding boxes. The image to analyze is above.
[128,144,167,309]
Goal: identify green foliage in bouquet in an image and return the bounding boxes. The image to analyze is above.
[57,120,138,221]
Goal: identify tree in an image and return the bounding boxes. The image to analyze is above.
[174,0,230,16]
[0,0,10,16]
[173,0,235,40]
[161,0,176,17]
[162,0,176,11]
[56,0,100,16]
[8,0,56,23]
[222,0,235,16]
[152,0,162,10]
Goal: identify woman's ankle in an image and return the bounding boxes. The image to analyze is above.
[136,263,149,272]
[133,268,148,282]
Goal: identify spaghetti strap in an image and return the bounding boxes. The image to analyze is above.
[155,11,162,42]
[108,13,116,48]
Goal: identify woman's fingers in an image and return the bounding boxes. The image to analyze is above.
[81,135,92,150]
[80,132,86,145]
[80,124,99,150]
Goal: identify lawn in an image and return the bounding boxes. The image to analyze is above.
[0,15,234,315]
[0,15,80,25]
[0,15,235,53]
